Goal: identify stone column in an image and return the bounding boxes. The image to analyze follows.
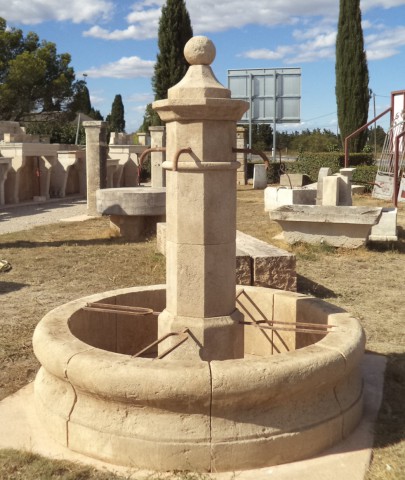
[0,158,11,205]
[154,36,249,361]
[149,126,166,187]
[137,132,149,146]
[83,121,107,216]
[236,126,247,185]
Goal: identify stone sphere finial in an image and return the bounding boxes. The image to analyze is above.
[184,36,216,66]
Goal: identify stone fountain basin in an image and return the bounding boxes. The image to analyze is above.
[96,187,166,241]
[33,285,365,472]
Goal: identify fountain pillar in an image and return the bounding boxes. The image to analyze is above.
[83,121,107,216]
[154,36,249,361]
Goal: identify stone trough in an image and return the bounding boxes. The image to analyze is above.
[96,187,166,241]
[33,36,365,474]
[270,205,382,248]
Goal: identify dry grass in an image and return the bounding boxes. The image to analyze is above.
[0,188,404,479]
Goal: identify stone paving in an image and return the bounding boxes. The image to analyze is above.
[0,197,87,235]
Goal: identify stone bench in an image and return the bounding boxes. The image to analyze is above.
[96,187,166,241]
[157,223,296,291]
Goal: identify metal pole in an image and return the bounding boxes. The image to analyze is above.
[248,73,252,160]
[75,113,81,145]
[273,72,277,161]
[373,93,377,158]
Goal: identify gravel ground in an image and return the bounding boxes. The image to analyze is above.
[0,197,88,235]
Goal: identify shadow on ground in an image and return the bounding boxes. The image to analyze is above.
[0,281,28,294]
[297,274,338,299]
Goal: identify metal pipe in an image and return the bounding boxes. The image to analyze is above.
[83,302,158,316]
[137,147,166,182]
[172,147,193,171]
[232,147,270,169]
[394,130,405,207]
[344,107,391,167]
[240,321,333,335]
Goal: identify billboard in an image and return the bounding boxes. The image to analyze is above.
[228,68,301,124]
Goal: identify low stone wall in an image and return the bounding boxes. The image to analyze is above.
[157,223,296,291]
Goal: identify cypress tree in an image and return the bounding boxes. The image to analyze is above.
[335,0,370,152]
[153,0,193,101]
[140,0,193,130]
[109,94,125,132]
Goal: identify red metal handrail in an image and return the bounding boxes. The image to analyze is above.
[394,130,405,207]
[344,107,391,167]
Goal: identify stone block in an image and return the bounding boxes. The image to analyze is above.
[336,173,352,206]
[316,167,332,205]
[253,164,267,189]
[368,207,398,241]
[280,173,310,187]
[236,231,297,291]
[264,186,316,211]
[322,175,340,206]
[340,167,356,181]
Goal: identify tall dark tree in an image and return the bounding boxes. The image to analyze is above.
[140,0,193,130]
[69,80,91,115]
[109,94,125,132]
[335,0,370,152]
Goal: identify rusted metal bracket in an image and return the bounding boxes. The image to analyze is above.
[132,328,190,359]
[233,147,270,169]
[240,319,335,335]
[83,302,159,316]
[173,147,193,171]
[137,147,167,182]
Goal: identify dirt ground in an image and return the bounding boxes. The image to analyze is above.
[0,188,404,479]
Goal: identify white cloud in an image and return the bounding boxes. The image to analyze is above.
[84,24,157,40]
[242,22,336,64]
[0,0,113,24]
[84,56,155,79]
[362,0,405,10]
[366,25,405,59]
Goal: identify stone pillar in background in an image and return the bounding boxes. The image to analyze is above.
[236,126,247,185]
[83,121,107,216]
[149,126,166,187]
[153,36,249,361]
[137,132,149,146]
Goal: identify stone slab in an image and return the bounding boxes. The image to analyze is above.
[236,230,296,291]
[253,164,267,189]
[264,186,316,212]
[271,205,382,225]
[280,173,310,187]
[368,207,398,242]
[0,354,386,480]
[270,206,383,248]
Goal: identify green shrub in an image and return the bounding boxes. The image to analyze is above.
[352,165,378,192]
[285,152,375,183]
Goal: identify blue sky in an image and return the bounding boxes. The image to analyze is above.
[1,0,405,133]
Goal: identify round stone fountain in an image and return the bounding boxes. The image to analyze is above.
[33,37,365,473]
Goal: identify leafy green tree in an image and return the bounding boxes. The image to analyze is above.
[0,17,76,120]
[252,124,273,151]
[140,0,193,130]
[335,0,370,152]
[108,94,125,132]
